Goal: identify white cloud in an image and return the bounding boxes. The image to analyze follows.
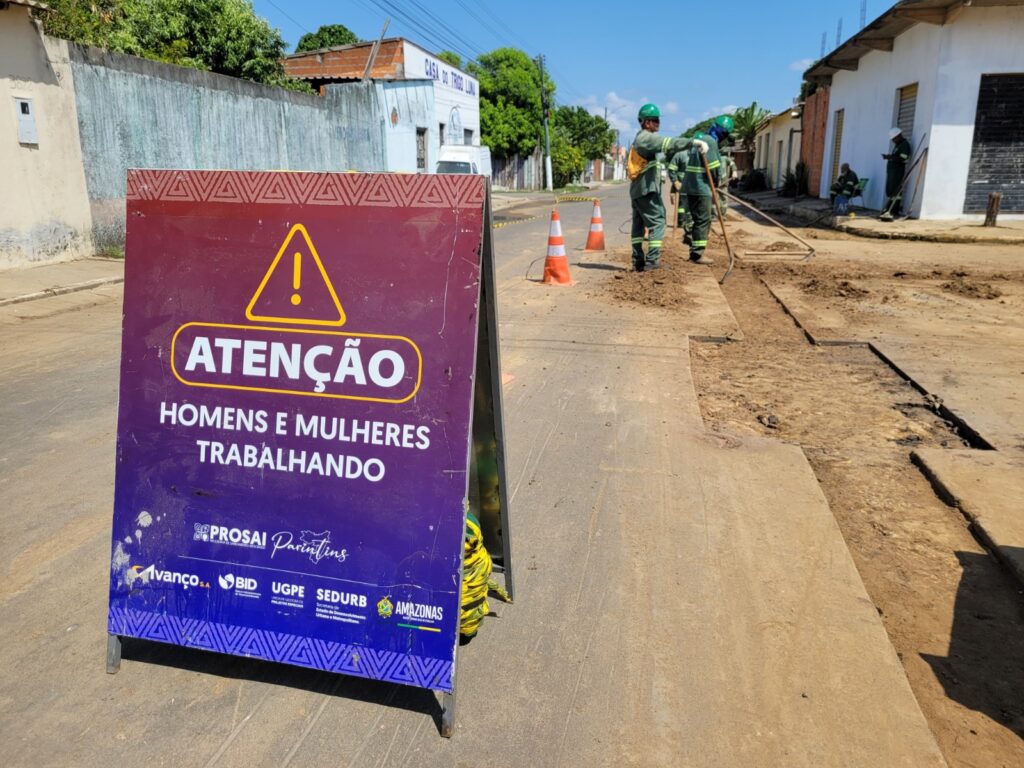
[664,101,679,115]
[577,90,643,133]
[790,58,814,72]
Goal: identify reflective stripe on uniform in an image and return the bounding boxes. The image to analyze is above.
[649,240,662,247]
[692,240,707,247]
[631,237,644,244]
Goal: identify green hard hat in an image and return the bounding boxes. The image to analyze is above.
[715,115,735,133]
[638,103,661,121]
[693,131,707,140]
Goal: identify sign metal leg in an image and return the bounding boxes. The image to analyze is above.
[106,633,122,674]
[440,690,456,738]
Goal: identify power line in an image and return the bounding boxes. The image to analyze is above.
[263,0,311,35]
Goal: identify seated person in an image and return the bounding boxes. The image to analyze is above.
[830,163,858,204]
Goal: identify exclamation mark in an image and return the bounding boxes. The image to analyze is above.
[291,252,301,306]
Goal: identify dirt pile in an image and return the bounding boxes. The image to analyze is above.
[940,276,1003,300]
[599,241,718,310]
[799,276,870,299]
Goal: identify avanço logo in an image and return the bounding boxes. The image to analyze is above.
[130,564,210,589]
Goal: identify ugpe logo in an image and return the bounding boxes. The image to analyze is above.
[170,224,422,404]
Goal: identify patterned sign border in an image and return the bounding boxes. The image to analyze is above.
[126,169,486,209]
[109,607,454,691]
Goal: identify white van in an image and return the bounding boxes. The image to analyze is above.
[436,145,488,174]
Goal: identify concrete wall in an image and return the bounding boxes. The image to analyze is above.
[0,8,93,268]
[925,6,1024,218]
[68,44,386,247]
[821,7,1024,219]
[822,21,941,215]
[754,112,802,188]
[402,41,480,150]
[373,79,436,173]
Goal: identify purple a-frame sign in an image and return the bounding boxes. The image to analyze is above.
[106,170,513,735]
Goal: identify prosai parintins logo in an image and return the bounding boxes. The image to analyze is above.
[377,597,394,619]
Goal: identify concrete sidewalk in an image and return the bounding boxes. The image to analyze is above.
[0,257,124,306]
[735,190,1024,244]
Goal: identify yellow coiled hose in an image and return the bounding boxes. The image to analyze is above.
[460,513,511,638]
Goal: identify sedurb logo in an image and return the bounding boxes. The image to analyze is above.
[169,224,422,404]
[131,564,210,589]
[194,523,266,549]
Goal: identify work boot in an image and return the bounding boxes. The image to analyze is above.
[690,254,714,266]
[878,212,894,222]
[646,262,669,271]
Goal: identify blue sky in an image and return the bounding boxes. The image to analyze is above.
[254,1,887,138]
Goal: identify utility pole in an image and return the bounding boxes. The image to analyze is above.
[820,32,827,57]
[537,54,553,191]
[836,18,843,48]
[860,0,867,29]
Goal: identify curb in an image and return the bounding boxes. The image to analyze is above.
[911,451,1024,590]
[0,275,125,308]
[733,193,1024,245]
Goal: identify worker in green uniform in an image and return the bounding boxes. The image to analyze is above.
[719,149,737,213]
[829,163,859,205]
[683,115,732,265]
[881,127,911,220]
[667,144,693,243]
[628,103,707,271]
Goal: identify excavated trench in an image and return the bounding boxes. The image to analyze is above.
[690,265,1024,768]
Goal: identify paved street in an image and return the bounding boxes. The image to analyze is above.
[0,184,949,767]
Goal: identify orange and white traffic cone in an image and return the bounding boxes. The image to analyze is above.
[542,210,574,286]
[584,199,606,252]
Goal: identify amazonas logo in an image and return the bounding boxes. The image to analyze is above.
[170,224,422,404]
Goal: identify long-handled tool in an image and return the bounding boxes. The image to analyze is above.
[718,189,816,261]
[700,152,735,284]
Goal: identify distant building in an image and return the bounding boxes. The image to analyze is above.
[753,108,803,189]
[805,0,1024,219]
[285,39,481,174]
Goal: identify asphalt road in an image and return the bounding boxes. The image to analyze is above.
[0,182,946,767]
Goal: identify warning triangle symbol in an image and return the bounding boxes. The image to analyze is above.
[246,224,346,327]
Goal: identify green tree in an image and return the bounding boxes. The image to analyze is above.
[553,106,614,160]
[38,0,312,92]
[436,50,462,69]
[731,101,771,152]
[683,117,716,138]
[550,132,584,188]
[467,48,554,158]
[295,23,359,52]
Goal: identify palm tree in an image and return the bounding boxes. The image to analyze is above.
[732,102,771,153]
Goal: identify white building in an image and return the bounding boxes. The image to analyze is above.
[285,38,481,174]
[753,108,803,189]
[806,0,1024,219]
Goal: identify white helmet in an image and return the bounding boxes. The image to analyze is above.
[889,127,902,140]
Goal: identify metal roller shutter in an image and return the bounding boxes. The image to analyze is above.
[895,83,917,140]
[830,109,844,183]
[965,74,1024,213]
